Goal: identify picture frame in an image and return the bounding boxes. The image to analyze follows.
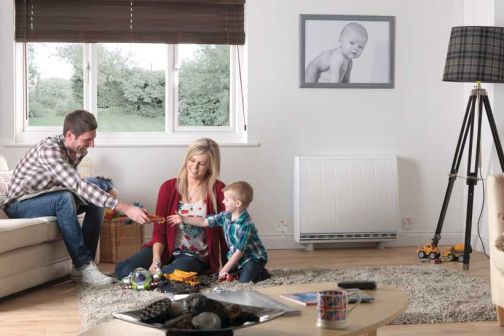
[300,15,395,89]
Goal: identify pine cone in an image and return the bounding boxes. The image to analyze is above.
[139,298,172,323]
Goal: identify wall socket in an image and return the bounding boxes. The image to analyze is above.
[402,217,413,229]
[276,220,288,233]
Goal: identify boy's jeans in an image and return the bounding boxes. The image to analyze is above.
[5,177,113,269]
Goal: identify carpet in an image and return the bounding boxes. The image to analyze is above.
[77,265,496,332]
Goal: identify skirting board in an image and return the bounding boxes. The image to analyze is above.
[142,233,489,251]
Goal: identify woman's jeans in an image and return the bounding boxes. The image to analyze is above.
[5,176,113,269]
[115,247,205,280]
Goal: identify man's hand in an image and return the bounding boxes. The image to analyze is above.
[167,214,183,226]
[115,202,149,224]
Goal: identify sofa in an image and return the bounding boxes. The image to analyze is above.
[0,165,71,299]
[486,174,504,326]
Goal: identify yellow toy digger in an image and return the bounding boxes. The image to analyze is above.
[417,243,471,262]
[416,243,441,259]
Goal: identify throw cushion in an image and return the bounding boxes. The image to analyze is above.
[496,235,504,252]
[0,170,13,207]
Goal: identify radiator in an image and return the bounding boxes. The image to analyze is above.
[293,156,398,244]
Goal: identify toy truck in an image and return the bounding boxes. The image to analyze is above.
[416,243,441,259]
[442,243,471,262]
[417,243,471,262]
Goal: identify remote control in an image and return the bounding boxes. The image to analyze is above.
[337,280,377,290]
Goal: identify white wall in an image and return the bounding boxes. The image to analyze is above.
[2,0,493,250]
[462,0,503,255]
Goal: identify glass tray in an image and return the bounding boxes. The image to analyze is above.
[113,295,287,335]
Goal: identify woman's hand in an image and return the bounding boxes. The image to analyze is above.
[167,214,183,226]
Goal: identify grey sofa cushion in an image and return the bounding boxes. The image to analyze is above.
[0,217,61,254]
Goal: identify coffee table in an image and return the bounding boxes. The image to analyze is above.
[81,282,408,336]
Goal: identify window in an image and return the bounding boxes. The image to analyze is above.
[177,45,231,129]
[27,43,83,127]
[17,42,245,143]
[96,43,167,132]
[14,0,247,144]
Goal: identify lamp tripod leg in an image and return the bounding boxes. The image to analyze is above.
[460,89,483,270]
[432,94,476,248]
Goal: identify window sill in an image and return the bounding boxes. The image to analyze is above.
[4,141,261,148]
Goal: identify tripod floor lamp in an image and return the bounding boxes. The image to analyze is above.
[432,26,504,270]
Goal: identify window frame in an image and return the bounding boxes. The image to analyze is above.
[14,42,247,145]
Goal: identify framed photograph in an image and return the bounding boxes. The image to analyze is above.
[300,15,395,88]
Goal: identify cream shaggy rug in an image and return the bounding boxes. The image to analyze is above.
[77,265,496,332]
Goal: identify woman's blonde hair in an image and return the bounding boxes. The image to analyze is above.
[177,138,221,210]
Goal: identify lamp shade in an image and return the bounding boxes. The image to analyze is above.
[443,26,504,83]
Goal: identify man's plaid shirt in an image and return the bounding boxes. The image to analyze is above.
[4,135,118,209]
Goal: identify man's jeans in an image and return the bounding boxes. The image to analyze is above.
[5,177,113,269]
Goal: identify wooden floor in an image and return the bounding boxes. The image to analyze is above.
[0,246,500,335]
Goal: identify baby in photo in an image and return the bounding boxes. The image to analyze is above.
[305,22,368,83]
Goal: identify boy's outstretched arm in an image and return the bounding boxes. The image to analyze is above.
[220,250,244,279]
[167,214,209,227]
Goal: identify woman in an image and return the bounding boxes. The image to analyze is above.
[115,138,228,279]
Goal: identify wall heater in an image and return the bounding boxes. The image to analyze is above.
[294,156,398,248]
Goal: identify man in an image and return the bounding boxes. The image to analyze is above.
[3,110,149,285]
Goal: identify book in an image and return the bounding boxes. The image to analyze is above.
[279,288,374,306]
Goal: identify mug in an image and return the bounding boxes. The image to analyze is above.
[316,289,361,329]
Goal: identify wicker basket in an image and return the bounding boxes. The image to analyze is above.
[100,216,144,263]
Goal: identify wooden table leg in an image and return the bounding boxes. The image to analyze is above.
[497,305,504,327]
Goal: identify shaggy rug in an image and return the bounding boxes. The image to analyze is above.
[77,265,496,332]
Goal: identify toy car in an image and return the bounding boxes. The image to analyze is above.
[416,243,441,259]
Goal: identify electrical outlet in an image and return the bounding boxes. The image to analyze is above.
[276,220,288,233]
[402,217,413,229]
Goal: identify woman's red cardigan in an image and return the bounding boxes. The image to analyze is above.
[143,178,228,274]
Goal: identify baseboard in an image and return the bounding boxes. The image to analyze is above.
[262,232,471,249]
[471,234,490,255]
[261,234,304,249]
[143,232,489,250]
[386,231,465,247]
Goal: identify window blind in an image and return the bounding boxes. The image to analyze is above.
[15,0,245,44]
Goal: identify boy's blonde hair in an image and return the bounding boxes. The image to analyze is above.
[223,181,253,208]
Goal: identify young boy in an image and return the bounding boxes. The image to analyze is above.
[168,181,269,283]
[305,22,368,83]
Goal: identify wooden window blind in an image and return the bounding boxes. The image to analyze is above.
[15,0,245,44]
